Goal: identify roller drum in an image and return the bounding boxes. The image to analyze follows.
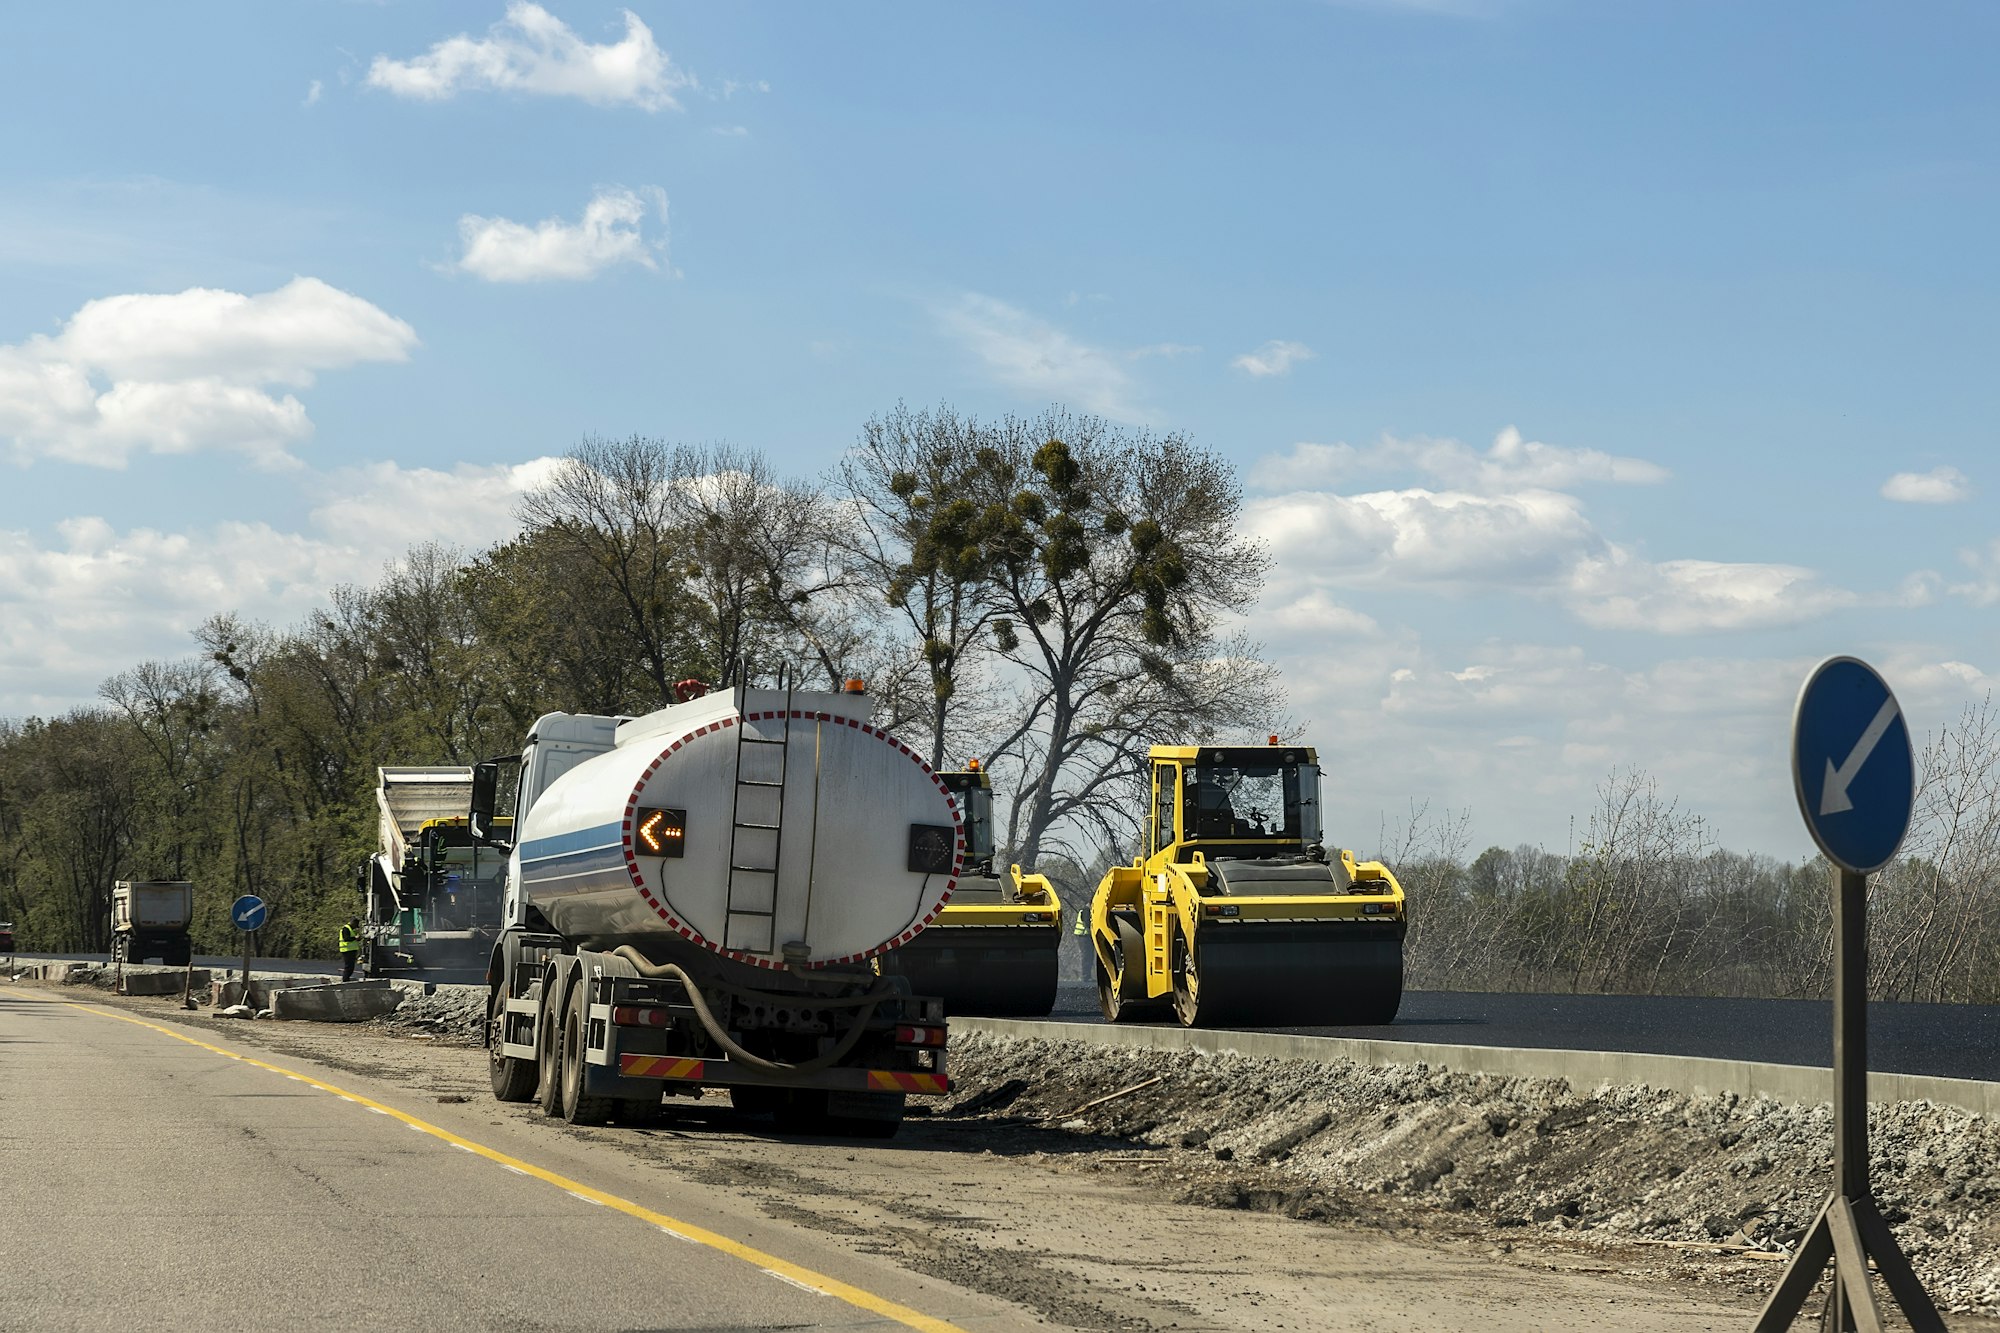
[878,926,1060,1017]
[1178,922,1403,1028]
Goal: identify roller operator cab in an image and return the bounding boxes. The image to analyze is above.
[877,765,1063,1017]
[477,681,957,1138]
[1090,742,1405,1028]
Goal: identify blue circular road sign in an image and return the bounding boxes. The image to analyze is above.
[1792,656,1915,874]
[230,894,268,932]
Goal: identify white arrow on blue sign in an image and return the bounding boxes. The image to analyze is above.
[1791,656,1915,874]
[230,894,268,932]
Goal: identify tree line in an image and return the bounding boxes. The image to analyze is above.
[1392,708,2000,1004]
[0,407,1278,959]
[2,402,1995,1003]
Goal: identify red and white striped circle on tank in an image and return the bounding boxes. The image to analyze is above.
[619,709,963,969]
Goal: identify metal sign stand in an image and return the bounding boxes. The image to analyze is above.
[1758,658,1943,1332]
[1753,867,1942,1331]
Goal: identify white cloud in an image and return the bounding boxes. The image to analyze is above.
[1252,426,1670,493]
[0,457,559,718]
[310,457,564,551]
[1950,539,2000,607]
[452,186,669,282]
[937,293,1150,422]
[1881,465,1971,504]
[367,3,691,110]
[1565,552,1855,633]
[1251,487,1603,588]
[303,79,323,107]
[0,278,417,468]
[1231,339,1315,378]
[1248,465,1851,635]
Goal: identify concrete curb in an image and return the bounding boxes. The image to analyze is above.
[270,979,401,1022]
[953,1018,2000,1118]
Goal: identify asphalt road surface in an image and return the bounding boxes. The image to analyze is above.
[1046,986,2000,1083]
[0,987,1023,1331]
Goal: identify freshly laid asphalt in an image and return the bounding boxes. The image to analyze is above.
[1044,985,2000,1083]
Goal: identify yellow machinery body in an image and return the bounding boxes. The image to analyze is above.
[1089,742,1405,1027]
[876,769,1064,1016]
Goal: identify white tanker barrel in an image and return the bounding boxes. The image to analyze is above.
[515,697,963,966]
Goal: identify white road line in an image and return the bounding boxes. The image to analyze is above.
[501,1164,529,1176]
[452,1143,475,1153]
[764,1269,829,1296]
[567,1190,605,1206]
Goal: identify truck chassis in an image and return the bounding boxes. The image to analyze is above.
[486,931,947,1137]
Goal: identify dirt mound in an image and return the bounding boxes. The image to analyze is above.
[375,981,485,1044]
[943,1033,2000,1316]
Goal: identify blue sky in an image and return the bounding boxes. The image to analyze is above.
[0,2,1993,861]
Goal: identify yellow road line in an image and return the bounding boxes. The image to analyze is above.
[30,994,964,1333]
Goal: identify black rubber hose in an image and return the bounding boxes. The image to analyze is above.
[608,946,889,1074]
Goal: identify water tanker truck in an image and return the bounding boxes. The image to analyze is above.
[877,763,1063,1016]
[476,679,960,1137]
[1090,739,1405,1027]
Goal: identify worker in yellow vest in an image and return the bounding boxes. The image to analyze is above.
[338,917,361,982]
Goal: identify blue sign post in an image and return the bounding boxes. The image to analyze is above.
[230,895,268,932]
[229,894,267,1003]
[1791,656,1915,874]
[1759,658,1939,1332]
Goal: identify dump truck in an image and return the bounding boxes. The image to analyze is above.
[1090,740,1405,1027]
[358,766,507,982]
[477,678,959,1137]
[877,763,1062,1016]
[111,880,193,966]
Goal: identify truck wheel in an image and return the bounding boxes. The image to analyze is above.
[535,980,565,1116]
[560,981,613,1126]
[488,1003,536,1103]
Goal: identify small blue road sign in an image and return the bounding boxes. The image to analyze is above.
[230,894,268,932]
[1793,656,1915,874]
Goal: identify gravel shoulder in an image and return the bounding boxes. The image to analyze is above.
[16,968,1996,1331]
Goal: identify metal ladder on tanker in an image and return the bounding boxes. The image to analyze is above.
[723,671,794,955]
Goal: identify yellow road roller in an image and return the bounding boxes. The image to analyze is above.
[877,764,1064,1016]
[1090,740,1404,1027]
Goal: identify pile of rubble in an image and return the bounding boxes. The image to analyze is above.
[941,1033,2000,1316]
[376,981,486,1044]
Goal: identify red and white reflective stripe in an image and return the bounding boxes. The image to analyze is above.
[893,1025,946,1047]
[619,708,963,970]
[611,1006,671,1028]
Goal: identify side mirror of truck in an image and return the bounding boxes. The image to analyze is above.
[470,762,508,849]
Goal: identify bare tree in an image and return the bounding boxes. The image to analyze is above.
[954,411,1281,867]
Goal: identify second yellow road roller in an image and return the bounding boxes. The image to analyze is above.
[1089,739,1405,1027]
[876,763,1064,1016]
